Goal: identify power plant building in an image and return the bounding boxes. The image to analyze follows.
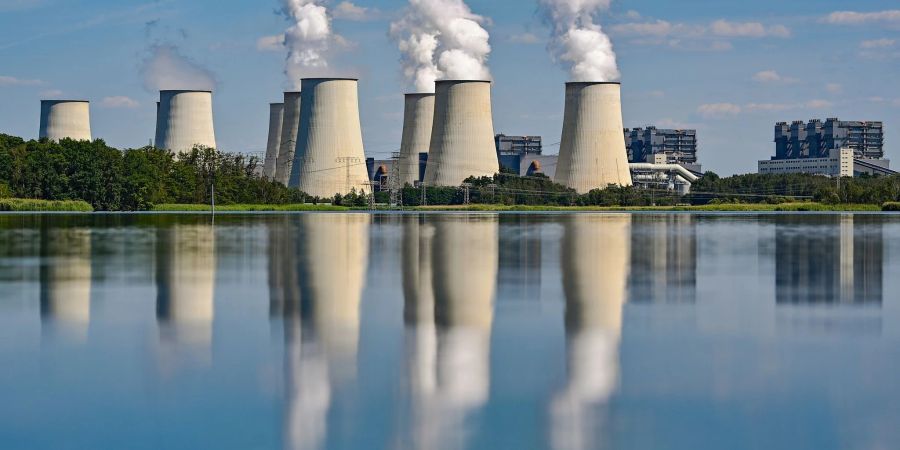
[495,134,542,174]
[424,80,500,186]
[39,100,92,142]
[289,79,370,197]
[155,90,217,154]
[555,82,633,193]
[264,103,284,180]
[398,93,435,186]
[275,92,302,186]
[626,127,701,173]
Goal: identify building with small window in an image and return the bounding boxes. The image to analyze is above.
[625,127,701,173]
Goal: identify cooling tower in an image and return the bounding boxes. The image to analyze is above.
[290,79,370,197]
[275,92,301,186]
[424,81,499,186]
[39,100,92,141]
[555,82,633,193]
[264,103,285,180]
[398,94,435,186]
[155,90,217,154]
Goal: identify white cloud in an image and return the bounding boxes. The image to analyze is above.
[698,103,742,118]
[101,96,139,109]
[256,34,284,52]
[332,1,378,22]
[823,10,900,26]
[805,99,833,109]
[611,17,790,51]
[710,20,791,38]
[860,38,896,49]
[508,32,540,44]
[753,70,796,83]
[39,89,63,98]
[612,20,677,37]
[624,10,641,20]
[826,83,843,94]
[0,75,43,86]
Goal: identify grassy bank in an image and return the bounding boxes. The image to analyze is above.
[409,203,884,212]
[151,203,350,212]
[0,199,93,212]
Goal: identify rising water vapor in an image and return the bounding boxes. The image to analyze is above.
[281,0,333,90]
[540,0,620,82]
[390,0,492,93]
[141,44,216,91]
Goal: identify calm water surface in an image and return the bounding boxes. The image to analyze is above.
[1,213,899,450]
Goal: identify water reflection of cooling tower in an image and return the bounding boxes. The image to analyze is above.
[40,228,92,341]
[281,214,370,450]
[276,92,302,186]
[398,214,497,449]
[264,102,285,180]
[156,224,216,350]
[554,83,632,193]
[398,94,435,186]
[552,214,631,450]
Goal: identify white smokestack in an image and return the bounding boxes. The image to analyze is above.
[424,80,499,186]
[155,90,217,154]
[281,0,333,90]
[398,93,435,186]
[555,82,632,193]
[39,100,92,142]
[540,0,619,82]
[276,91,302,186]
[390,0,492,93]
[290,78,370,197]
[264,103,285,180]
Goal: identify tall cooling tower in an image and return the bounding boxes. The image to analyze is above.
[555,82,633,193]
[398,94,435,186]
[424,81,499,186]
[39,100,92,141]
[275,92,301,186]
[155,90,217,154]
[264,103,285,180]
[289,79,370,197]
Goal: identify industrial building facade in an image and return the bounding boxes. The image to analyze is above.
[774,118,884,160]
[495,134,542,174]
[625,127,700,173]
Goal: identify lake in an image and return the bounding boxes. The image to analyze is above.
[1,212,898,450]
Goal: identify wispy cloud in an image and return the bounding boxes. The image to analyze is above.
[0,75,43,86]
[698,103,742,119]
[860,38,896,49]
[256,34,285,52]
[752,70,797,84]
[332,1,380,22]
[101,96,139,109]
[508,32,541,45]
[826,83,843,94]
[611,16,791,51]
[823,10,900,26]
[699,100,833,118]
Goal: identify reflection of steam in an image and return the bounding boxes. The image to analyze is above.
[155,224,216,367]
[40,228,92,342]
[277,214,370,450]
[552,214,631,450]
[400,215,498,449]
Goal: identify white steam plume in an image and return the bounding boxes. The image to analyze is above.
[540,0,620,82]
[141,44,216,91]
[281,0,333,90]
[390,0,492,93]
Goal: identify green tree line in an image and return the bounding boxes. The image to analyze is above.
[0,134,304,211]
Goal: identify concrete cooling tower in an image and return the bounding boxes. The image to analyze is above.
[424,81,500,186]
[398,94,435,186]
[264,103,285,180]
[275,92,301,186]
[39,100,92,142]
[555,82,633,193]
[155,90,217,154]
[289,79,370,197]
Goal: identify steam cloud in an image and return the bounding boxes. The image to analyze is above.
[281,0,333,90]
[141,44,216,91]
[540,0,620,82]
[390,0,492,93]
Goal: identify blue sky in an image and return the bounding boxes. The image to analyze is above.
[0,0,898,175]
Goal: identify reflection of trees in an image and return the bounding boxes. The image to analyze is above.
[400,214,499,450]
[775,215,883,305]
[40,227,93,342]
[155,224,216,368]
[629,214,696,303]
[552,214,631,450]
[271,214,370,450]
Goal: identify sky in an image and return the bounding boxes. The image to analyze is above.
[0,0,898,175]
